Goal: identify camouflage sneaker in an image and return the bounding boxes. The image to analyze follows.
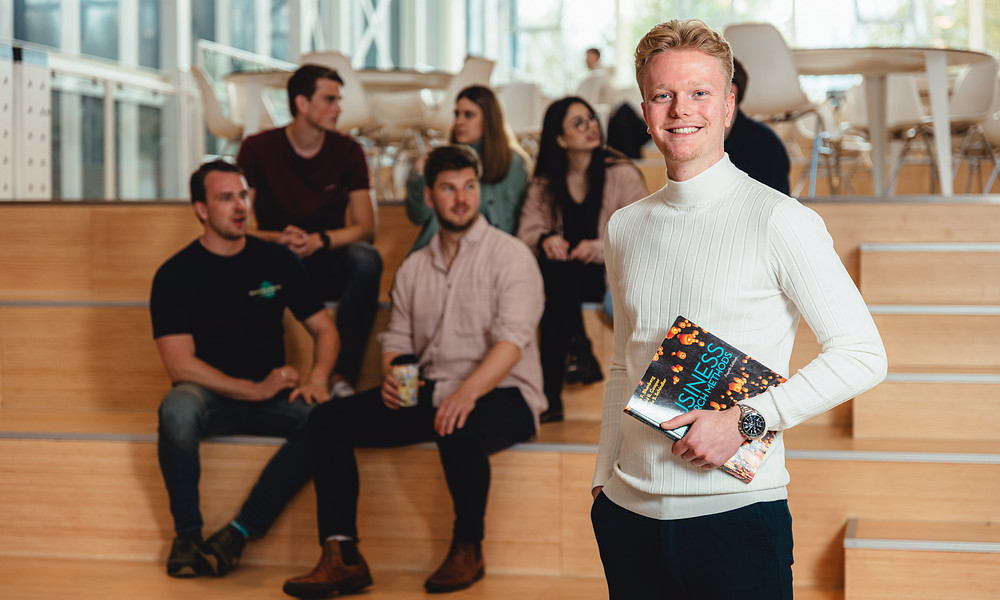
[203,524,247,576]
[166,532,212,578]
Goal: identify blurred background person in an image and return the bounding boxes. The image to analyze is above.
[518,96,647,423]
[724,58,791,194]
[404,85,531,252]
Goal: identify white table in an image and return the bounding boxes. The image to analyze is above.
[792,47,995,196]
[223,68,453,137]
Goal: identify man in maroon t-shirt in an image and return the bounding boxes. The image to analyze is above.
[237,65,382,397]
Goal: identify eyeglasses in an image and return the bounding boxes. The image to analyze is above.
[568,113,599,132]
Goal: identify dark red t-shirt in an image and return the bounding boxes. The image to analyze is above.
[237,127,370,232]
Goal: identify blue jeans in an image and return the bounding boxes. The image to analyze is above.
[157,383,314,537]
[302,241,383,384]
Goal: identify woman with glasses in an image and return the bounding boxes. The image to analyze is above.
[518,96,647,423]
[404,85,531,252]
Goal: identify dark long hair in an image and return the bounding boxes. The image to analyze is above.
[533,96,624,223]
[449,85,512,184]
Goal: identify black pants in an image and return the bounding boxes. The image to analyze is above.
[307,382,535,545]
[591,493,794,599]
[302,242,383,384]
[538,257,606,412]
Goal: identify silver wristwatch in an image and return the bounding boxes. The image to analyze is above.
[737,404,767,440]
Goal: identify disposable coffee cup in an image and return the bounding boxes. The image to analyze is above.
[390,354,419,408]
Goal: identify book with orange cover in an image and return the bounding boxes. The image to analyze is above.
[623,316,784,483]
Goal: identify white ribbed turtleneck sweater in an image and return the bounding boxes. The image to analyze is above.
[595,155,886,520]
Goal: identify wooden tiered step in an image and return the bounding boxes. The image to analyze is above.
[855,242,1000,441]
[2,415,998,590]
[853,372,1000,440]
[844,519,1000,600]
[0,556,845,599]
[0,202,417,304]
[859,242,1000,305]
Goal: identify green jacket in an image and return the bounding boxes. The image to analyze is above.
[404,145,529,252]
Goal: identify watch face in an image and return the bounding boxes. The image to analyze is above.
[741,412,767,439]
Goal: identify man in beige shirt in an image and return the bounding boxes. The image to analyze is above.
[283,145,546,598]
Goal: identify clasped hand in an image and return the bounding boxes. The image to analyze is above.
[541,235,599,263]
[660,408,745,471]
[279,224,322,258]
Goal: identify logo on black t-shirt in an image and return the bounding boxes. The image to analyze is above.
[249,280,282,300]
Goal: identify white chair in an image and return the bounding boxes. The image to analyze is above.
[724,23,824,196]
[575,68,614,135]
[791,101,870,195]
[497,81,545,158]
[298,50,384,135]
[946,57,999,191]
[845,74,933,194]
[190,65,244,147]
[421,56,495,134]
[983,79,1000,193]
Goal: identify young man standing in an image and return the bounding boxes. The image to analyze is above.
[591,20,886,598]
[237,64,382,398]
[282,145,546,597]
[151,160,337,578]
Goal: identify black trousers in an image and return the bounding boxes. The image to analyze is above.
[302,242,383,384]
[538,257,606,412]
[591,493,794,599]
[307,382,535,545]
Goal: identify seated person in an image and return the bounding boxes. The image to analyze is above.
[405,85,530,252]
[586,47,602,70]
[237,64,382,397]
[151,160,337,578]
[282,145,546,597]
[517,96,647,423]
[724,58,792,194]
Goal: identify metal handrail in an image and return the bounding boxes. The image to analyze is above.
[195,39,296,72]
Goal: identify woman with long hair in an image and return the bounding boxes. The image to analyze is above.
[518,96,647,422]
[404,85,530,251]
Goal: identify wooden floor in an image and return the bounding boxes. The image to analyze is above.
[0,556,843,600]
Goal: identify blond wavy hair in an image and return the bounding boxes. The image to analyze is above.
[634,19,733,97]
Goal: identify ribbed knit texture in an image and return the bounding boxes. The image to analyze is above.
[594,155,887,520]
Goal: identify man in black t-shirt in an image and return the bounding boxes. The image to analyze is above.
[150,160,338,579]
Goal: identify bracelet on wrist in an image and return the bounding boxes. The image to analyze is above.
[318,231,331,250]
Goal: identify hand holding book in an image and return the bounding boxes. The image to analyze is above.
[660,406,748,472]
[623,316,783,483]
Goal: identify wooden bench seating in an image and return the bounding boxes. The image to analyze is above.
[853,241,1000,442]
[4,198,1000,598]
[1,420,997,588]
[844,519,1000,600]
[859,242,1000,305]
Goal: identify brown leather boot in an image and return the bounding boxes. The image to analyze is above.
[424,541,485,593]
[282,539,373,598]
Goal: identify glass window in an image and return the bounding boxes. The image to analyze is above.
[512,0,995,99]
[81,0,119,61]
[230,0,256,52]
[14,0,60,49]
[81,94,105,198]
[271,0,289,61]
[116,101,163,199]
[139,0,161,69]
